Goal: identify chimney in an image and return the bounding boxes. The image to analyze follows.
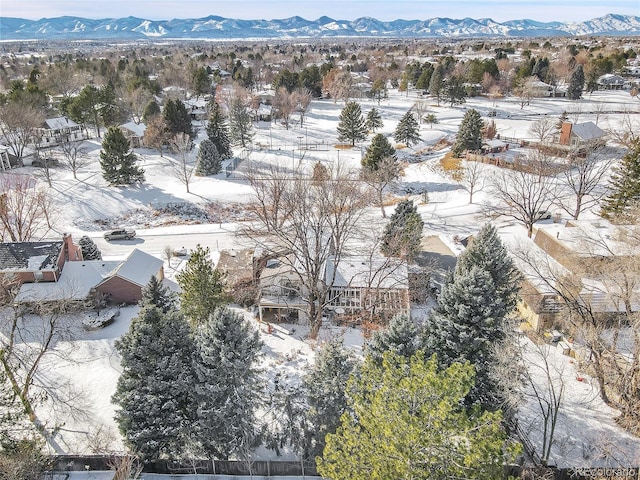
[559,122,572,146]
[63,233,83,262]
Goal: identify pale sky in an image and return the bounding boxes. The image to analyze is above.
[1,0,638,23]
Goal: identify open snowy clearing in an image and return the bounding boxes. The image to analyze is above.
[3,88,640,467]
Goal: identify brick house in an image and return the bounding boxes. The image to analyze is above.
[0,234,83,288]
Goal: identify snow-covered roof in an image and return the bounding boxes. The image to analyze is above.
[484,139,507,148]
[257,104,272,115]
[99,248,163,288]
[326,255,408,290]
[539,221,636,258]
[120,122,146,137]
[571,121,605,141]
[44,117,80,130]
[15,260,120,302]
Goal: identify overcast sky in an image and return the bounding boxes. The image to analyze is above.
[2,0,638,23]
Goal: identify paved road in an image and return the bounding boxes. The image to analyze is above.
[87,223,254,259]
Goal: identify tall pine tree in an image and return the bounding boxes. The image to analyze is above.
[140,275,177,313]
[303,339,355,459]
[423,266,504,408]
[393,110,420,147]
[195,138,222,176]
[365,108,383,133]
[337,101,367,146]
[567,65,585,100]
[381,200,424,262]
[163,99,194,138]
[361,133,396,170]
[454,223,522,316]
[451,108,483,157]
[601,138,640,222]
[176,244,227,327]
[99,126,145,185]
[193,307,262,459]
[366,314,424,365]
[112,306,194,460]
[228,98,253,148]
[206,101,232,159]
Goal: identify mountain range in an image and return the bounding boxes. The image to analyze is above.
[1,14,639,41]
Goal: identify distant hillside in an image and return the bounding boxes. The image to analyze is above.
[1,13,639,40]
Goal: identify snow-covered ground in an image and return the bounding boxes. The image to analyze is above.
[3,88,640,467]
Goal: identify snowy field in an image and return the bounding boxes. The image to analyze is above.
[2,88,640,470]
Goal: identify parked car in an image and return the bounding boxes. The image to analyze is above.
[31,157,59,168]
[103,229,136,241]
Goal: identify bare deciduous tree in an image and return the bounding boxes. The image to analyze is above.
[273,87,296,130]
[0,175,55,242]
[169,133,195,193]
[361,156,401,218]
[514,226,640,434]
[558,146,614,219]
[58,138,90,180]
[412,100,429,124]
[244,164,371,338]
[607,109,640,149]
[529,118,556,145]
[459,159,486,204]
[488,152,561,237]
[0,103,45,162]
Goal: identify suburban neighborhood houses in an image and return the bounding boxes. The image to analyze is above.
[0,7,640,479]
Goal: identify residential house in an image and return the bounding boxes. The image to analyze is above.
[0,234,83,288]
[120,122,146,148]
[14,248,164,307]
[505,221,640,332]
[325,255,410,321]
[184,98,208,122]
[94,248,164,304]
[37,117,86,147]
[557,121,606,148]
[597,74,625,90]
[257,256,306,323]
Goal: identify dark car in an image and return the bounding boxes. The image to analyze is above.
[103,229,136,241]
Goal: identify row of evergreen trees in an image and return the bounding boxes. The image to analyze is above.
[337,101,423,148]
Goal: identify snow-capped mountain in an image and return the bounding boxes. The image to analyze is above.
[0,14,638,40]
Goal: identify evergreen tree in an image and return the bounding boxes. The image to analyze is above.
[206,101,232,159]
[415,67,433,91]
[423,267,504,408]
[361,134,396,170]
[163,99,194,138]
[381,200,424,262]
[366,314,424,365]
[601,138,640,222]
[452,108,483,157]
[228,98,253,148]
[78,235,101,260]
[140,275,177,313]
[193,307,262,459]
[99,126,145,185]
[337,101,367,146]
[567,65,585,100]
[317,352,511,480]
[444,75,467,107]
[303,339,355,459]
[195,138,222,176]
[454,223,522,316]
[365,108,383,133]
[176,244,227,327]
[112,306,194,460]
[142,99,161,124]
[428,65,444,105]
[393,110,420,147]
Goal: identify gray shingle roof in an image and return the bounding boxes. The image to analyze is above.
[0,241,63,271]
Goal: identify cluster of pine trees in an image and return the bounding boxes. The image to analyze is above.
[113,226,521,478]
